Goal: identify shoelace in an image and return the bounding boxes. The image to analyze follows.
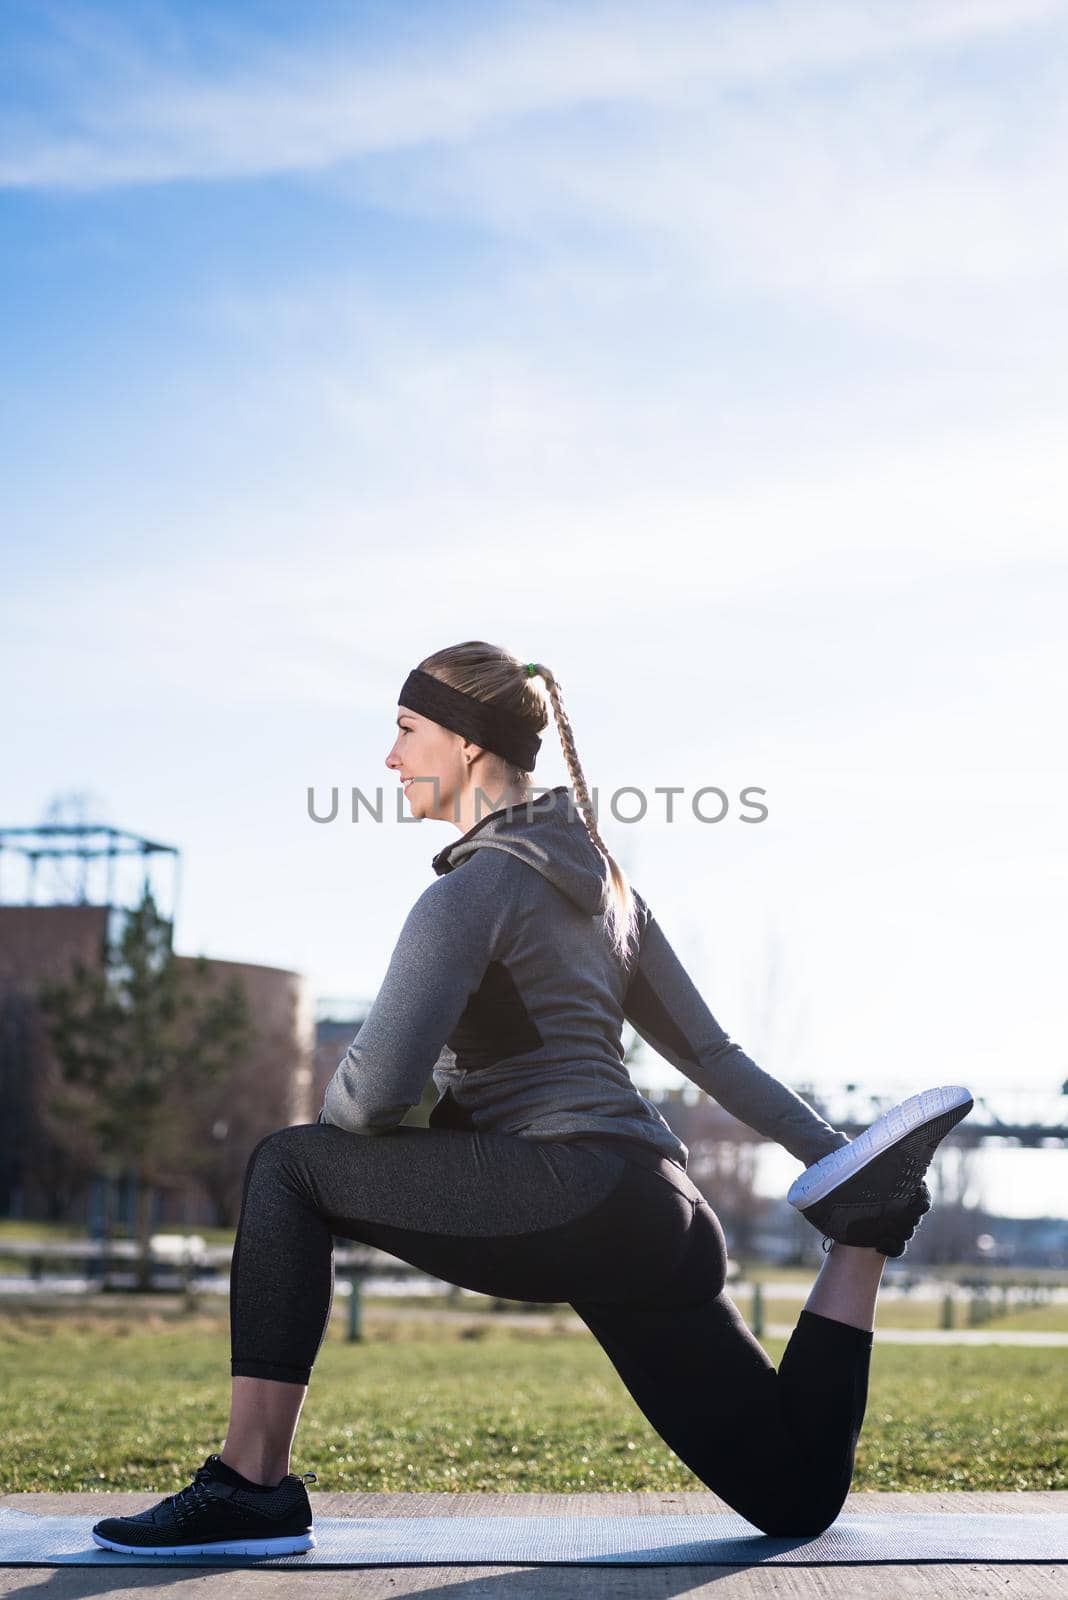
[167,1464,318,1523]
[168,1469,217,1526]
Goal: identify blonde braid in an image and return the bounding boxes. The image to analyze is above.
[532,663,639,968]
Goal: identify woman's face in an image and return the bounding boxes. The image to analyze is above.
[386,705,468,821]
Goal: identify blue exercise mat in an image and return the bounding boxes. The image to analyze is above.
[1,1507,1067,1565]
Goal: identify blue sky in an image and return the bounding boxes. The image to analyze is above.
[3,0,1067,1216]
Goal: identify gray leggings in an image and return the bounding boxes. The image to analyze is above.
[229,1122,874,1536]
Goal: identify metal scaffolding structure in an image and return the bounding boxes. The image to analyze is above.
[0,823,181,930]
[651,1079,1068,1151]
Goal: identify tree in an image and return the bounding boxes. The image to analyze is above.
[37,887,252,1290]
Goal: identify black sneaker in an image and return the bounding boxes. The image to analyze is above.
[91,1453,318,1557]
[787,1085,973,1257]
[815,1178,933,1258]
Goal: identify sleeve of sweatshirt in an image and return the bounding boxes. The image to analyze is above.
[318,856,512,1135]
[621,892,849,1168]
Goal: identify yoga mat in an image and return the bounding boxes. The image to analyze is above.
[2,1508,1067,1566]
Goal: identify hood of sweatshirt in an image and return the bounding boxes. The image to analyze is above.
[430,785,608,917]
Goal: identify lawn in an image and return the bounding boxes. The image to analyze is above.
[1,1305,1064,1494]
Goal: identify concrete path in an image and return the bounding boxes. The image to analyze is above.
[6,1291,1068,1344]
[1,1489,1065,1597]
[361,1303,1068,1346]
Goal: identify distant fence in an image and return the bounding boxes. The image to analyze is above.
[0,1235,419,1292]
[0,1235,542,1343]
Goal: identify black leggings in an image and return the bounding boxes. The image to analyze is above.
[229,1122,873,1536]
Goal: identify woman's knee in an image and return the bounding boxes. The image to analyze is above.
[244,1124,318,1185]
[750,1484,848,1539]
[249,1123,316,1158]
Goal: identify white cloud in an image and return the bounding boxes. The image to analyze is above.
[5,417,1064,726]
[2,0,1063,202]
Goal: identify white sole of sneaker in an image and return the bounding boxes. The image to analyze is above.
[786,1085,973,1211]
[90,1530,315,1556]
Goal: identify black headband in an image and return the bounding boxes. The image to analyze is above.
[398,668,542,771]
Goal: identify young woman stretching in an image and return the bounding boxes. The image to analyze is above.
[93,640,973,1556]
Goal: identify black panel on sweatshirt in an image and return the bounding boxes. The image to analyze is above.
[448,959,544,1071]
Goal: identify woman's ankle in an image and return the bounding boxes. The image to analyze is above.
[218,1448,289,1488]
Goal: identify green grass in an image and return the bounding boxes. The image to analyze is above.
[0,1221,89,1243]
[1,1306,1064,1494]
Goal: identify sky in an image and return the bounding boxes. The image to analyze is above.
[3,0,1067,1218]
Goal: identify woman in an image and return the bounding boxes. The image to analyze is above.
[92,640,972,1556]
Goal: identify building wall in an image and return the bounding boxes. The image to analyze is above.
[313,1014,367,1118]
[0,905,314,1226]
[175,955,316,1131]
[0,906,111,1221]
[0,904,110,991]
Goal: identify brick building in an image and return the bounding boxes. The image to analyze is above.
[0,903,315,1228]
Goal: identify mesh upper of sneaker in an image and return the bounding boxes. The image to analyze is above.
[94,1461,313,1545]
[816,1178,933,1257]
[817,1166,935,1255]
[801,1109,963,1229]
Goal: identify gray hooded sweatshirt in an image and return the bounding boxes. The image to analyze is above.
[318,785,849,1173]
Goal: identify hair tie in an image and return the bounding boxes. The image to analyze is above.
[526,662,538,676]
